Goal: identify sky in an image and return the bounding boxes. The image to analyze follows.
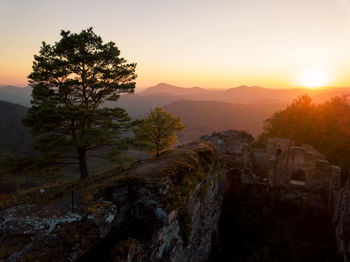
[1,0,350,90]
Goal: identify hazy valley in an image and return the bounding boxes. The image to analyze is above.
[2,83,350,149]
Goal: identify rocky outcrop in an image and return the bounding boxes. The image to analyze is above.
[201,130,254,193]
[0,141,230,262]
[200,130,254,175]
[200,130,253,169]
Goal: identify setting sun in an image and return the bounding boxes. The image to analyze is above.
[299,68,329,88]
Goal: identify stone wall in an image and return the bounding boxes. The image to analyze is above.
[251,138,339,192]
[249,149,266,176]
[250,137,350,261]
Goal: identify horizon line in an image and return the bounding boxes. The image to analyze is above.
[1,82,350,91]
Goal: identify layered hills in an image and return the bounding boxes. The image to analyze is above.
[1,83,349,147]
[0,85,32,107]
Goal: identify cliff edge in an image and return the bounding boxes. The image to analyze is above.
[0,141,228,262]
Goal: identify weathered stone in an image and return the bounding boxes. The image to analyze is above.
[252,138,339,192]
[249,148,266,176]
[0,141,239,262]
[200,130,253,155]
[251,137,350,261]
[200,130,253,174]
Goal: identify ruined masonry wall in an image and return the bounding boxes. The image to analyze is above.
[252,138,339,192]
[250,137,350,261]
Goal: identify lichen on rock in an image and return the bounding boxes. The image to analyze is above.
[0,140,236,262]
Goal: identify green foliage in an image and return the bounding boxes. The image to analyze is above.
[105,139,136,168]
[257,95,350,171]
[133,107,184,157]
[261,95,318,145]
[169,168,207,208]
[23,28,137,178]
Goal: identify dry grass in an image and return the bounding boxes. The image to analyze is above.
[0,167,128,210]
[0,142,217,211]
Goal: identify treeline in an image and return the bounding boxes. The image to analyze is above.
[255,95,350,171]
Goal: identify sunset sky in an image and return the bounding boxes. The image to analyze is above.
[1,0,350,90]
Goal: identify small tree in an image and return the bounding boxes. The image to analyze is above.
[23,28,137,178]
[133,107,185,157]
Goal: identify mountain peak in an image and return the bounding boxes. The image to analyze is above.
[140,83,208,96]
[224,85,266,93]
[154,82,176,88]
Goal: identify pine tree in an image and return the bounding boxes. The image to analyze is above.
[23,28,137,178]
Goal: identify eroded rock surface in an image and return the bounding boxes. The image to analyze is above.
[200,130,253,168]
[0,141,231,262]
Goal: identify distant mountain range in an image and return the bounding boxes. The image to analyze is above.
[0,85,32,107]
[1,83,350,144]
[2,82,350,110]
[138,82,350,103]
[115,83,350,118]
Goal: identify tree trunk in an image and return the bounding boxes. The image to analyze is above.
[155,143,160,158]
[78,148,88,179]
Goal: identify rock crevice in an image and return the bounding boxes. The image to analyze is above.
[1,138,251,262]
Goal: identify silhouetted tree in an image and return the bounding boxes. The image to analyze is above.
[24,28,137,178]
[133,107,184,157]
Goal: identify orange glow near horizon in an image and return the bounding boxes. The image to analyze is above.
[0,69,348,90]
[2,1,350,90]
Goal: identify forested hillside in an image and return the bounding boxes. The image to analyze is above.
[0,101,34,157]
[163,100,286,142]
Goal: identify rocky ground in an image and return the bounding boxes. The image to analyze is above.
[0,141,227,262]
